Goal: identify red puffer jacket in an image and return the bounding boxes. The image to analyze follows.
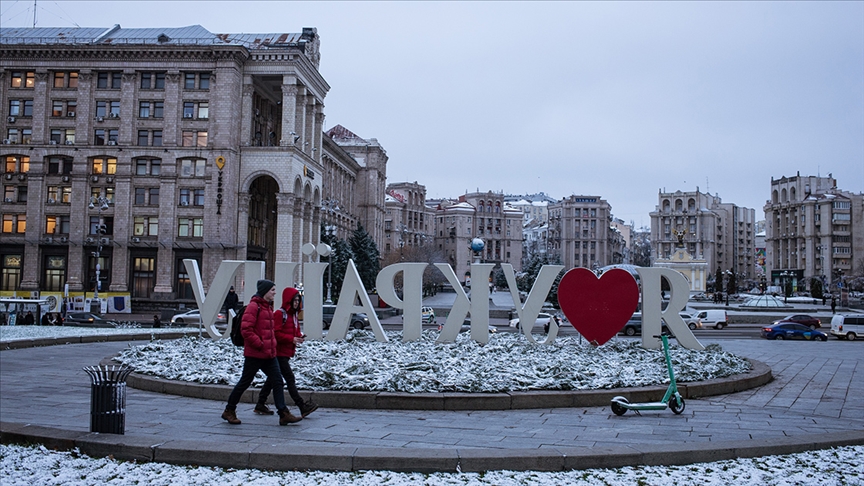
[240,295,277,359]
[273,287,302,358]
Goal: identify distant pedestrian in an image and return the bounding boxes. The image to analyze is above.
[822,295,826,306]
[255,287,318,419]
[153,315,162,328]
[41,313,50,326]
[831,296,836,314]
[221,279,301,426]
[224,286,240,313]
[23,311,34,326]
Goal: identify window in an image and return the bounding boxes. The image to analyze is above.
[45,215,70,234]
[9,99,34,117]
[193,189,205,206]
[135,188,147,205]
[95,100,120,117]
[51,100,76,117]
[132,257,155,298]
[93,129,118,145]
[140,72,165,90]
[149,188,159,205]
[6,128,32,144]
[182,101,209,119]
[47,156,73,175]
[138,100,164,118]
[43,256,66,292]
[176,257,198,299]
[133,217,158,236]
[184,72,211,90]
[97,72,122,89]
[2,214,26,233]
[1,254,22,291]
[137,130,162,146]
[53,71,78,88]
[4,156,29,173]
[10,71,35,88]
[88,216,113,235]
[91,157,117,175]
[179,188,190,205]
[178,217,204,237]
[49,129,75,145]
[134,158,161,176]
[182,131,208,147]
[16,186,27,203]
[179,158,206,177]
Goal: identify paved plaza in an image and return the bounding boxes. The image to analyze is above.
[1,332,862,471]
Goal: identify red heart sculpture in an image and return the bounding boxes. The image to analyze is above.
[557,268,639,346]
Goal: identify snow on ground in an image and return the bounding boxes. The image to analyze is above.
[1,443,861,485]
[0,325,201,342]
[116,330,751,392]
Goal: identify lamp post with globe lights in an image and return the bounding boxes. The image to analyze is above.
[88,193,110,314]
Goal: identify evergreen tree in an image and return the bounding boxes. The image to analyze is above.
[349,223,380,291]
[714,268,724,294]
[320,223,354,303]
[811,277,824,299]
[517,253,564,307]
[726,271,737,295]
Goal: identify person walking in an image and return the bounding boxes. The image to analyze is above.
[221,279,301,426]
[223,286,240,313]
[831,295,837,314]
[255,287,318,419]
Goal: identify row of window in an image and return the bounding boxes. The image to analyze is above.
[1,252,199,301]
[2,214,205,238]
[4,183,206,207]
[8,99,208,121]
[4,155,207,177]
[9,70,211,90]
[3,126,207,146]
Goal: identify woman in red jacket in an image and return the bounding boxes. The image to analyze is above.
[256,286,318,418]
[221,280,301,426]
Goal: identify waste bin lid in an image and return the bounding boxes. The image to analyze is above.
[83,365,133,384]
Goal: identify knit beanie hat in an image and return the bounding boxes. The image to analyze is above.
[256,279,275,296]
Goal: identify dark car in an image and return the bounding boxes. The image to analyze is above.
[773,314,821,329]
[761,322,828,341]
[620,316,671,336]
[63,312,118,328]
[322,305,369,330]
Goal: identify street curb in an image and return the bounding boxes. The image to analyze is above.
[119,357,771,410]
[2,421,862,473]
[0,331,197,351]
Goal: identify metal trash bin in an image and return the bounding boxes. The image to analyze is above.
[83,365,133,434]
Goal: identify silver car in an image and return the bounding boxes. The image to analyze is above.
[170,309,228,328]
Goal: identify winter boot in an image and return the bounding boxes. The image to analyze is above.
[221,407,241,425]
[278,408,302,425]
[254,402,274,415]
[299,399,319,418]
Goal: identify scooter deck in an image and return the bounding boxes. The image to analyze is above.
[615,401,667,410]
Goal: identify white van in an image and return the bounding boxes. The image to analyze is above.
[696,309,729,329]
[830,314,864,341]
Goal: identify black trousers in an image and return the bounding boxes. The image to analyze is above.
[259,356,303,408]
[226,356,285,411]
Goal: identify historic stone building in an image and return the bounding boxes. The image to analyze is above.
[383,181,434,256]
[431,191,523,284]
[763,173,863,293]
[649,189,756,286]
[0,25,385,309]
[548,195,623,270]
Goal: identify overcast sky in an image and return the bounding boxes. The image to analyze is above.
[3,1,862,227]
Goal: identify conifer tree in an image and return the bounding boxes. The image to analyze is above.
[349,223,381,291]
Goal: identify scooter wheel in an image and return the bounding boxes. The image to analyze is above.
[670,396,685,415]
[610,397,629,416]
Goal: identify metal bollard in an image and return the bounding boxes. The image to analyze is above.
[83,365,133,434]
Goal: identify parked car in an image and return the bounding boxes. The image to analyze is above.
[619,315,671,336]
[509,313,552,329]
[761,322,828,341]
[830,314,864,341]
[63,312,118,328]
[689,292,708,301]
[170,309,228,328]
[400,306,436,324]
[773,314,821,329]
[322,305,369,330]
[695,309,729,330]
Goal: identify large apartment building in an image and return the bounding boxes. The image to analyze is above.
[548,195,624,270]
[649,189,756,284]
[0,25,385,307]
[383,181,434,256]
[763,173,863,293]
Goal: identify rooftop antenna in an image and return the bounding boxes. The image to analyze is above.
[33,0,37,28]
[705,177,709,195]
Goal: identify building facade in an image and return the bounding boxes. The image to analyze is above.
[763,173,863,293]
[383,181,434,256]
[0,25,384,308]
[432,191,523,284]
[649,189,756,286]
[548,195,622,270]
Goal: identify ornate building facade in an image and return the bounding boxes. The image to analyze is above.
[548,195,623,270]
[0,25,385,308]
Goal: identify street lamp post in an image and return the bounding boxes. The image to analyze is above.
[320,199,340,304]
[89,194,110,314]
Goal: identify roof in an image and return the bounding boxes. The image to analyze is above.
[0,25,306,48]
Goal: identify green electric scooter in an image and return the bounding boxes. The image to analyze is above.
[610,333,685,416]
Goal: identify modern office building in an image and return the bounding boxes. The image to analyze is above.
[0,25,385,309]
[763,173,863,293]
